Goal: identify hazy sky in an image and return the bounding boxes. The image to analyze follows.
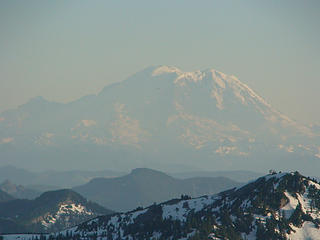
[0,0,319,124]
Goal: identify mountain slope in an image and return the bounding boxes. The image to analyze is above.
[0,189,113,233]
[0,66,319,173]
[0,189,14,203]
[0,180,40,199]
[4,171,320,239]
[73,168,241,212]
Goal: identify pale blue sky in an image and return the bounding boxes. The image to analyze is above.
[0,0,319,124]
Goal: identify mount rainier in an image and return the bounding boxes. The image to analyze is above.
[0,66,319,173]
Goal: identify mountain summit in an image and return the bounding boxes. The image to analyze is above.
[0,66,319,173]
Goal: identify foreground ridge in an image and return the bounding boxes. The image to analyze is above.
[3,171,320,240]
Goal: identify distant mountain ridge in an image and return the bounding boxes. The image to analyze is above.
[73,168,241,212]
[0,180,40,199]
[0,165,125,188]
[0,66,319,173]
[170,170,263,182]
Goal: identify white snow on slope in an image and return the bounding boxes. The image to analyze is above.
[41,203,93,228]
[152,65,182,76]
[162,196,218,222]
[288,221,320,240]
[282,192,299,219]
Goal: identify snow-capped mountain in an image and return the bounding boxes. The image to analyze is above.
[4,171,320,239]
[0,66,319,173]
[0,189,112,233]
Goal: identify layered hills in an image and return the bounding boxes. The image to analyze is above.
[4,171,320,239]
[73,168,241,212]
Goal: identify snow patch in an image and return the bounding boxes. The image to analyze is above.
[288,221,320,240]
[152,66,182,76]
[41,203,93,228]
[264,172,288,181]
[282,192,299,219]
